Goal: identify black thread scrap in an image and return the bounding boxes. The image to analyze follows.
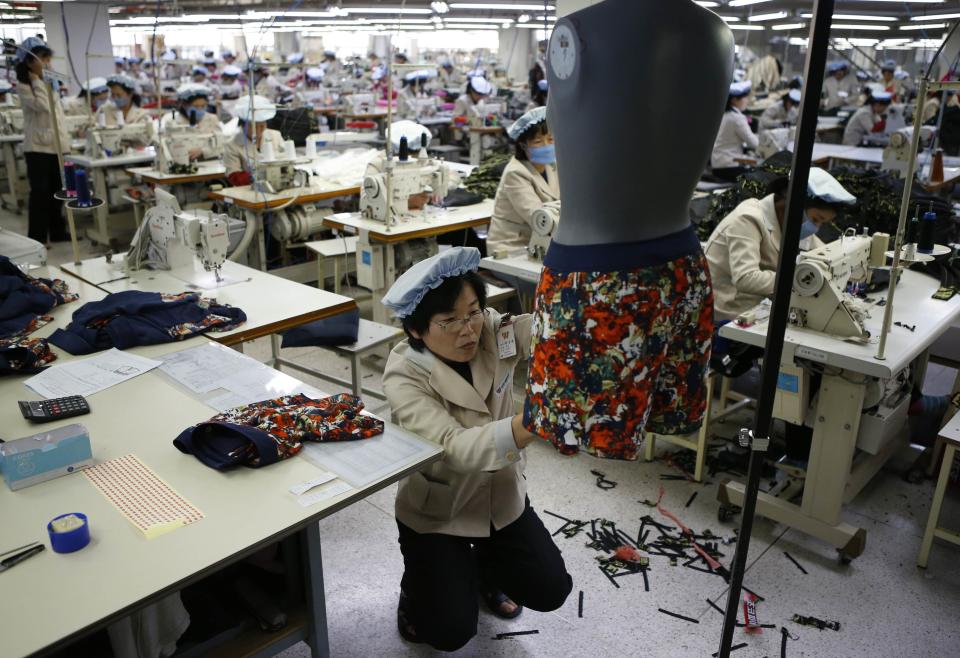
[578,591,583,618]
[781,626,789,658]
[641,567,650,592]
[742,585,765,601]
[706,598,724,615]
[783,551,809,575]
[712,642,748,656]
[685,491,699,508]
[658,608,700,624]
[542,510,571,523]
[494,630,539,639]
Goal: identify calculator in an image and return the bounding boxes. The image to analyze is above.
[18,396,90,423]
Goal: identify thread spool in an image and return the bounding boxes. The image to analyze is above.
[63,161,76,197]
[918,210,937,254]
[284,140,296,160]
[869,232,890,268]
[260,138,275,161]
[305,138,317,158]
[75,168,91,207]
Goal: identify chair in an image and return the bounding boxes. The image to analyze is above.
[918,412,960,568]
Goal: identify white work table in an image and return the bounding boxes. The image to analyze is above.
[67,148,157,169]
[717,269,960,560]
[324,198,494,244]
[126,160,226,186]
[59,256,358,349]
[0,338,442,658]
[480,250,543,285]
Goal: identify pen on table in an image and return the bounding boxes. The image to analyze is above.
[0,544,44,572]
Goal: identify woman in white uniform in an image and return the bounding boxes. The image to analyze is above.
[711,80,759,182]
[759,89,800,132]
[453,76,492,123]
[822,61,859,112]
[842,91,892,146]
[488,107,559,253]
[381,247,572,651]
[97,74,150,128]
[15,36,71,243]
[167,84,223,161]
[704,168,856,321]
[63,77,109,116]
[224,94,285,186]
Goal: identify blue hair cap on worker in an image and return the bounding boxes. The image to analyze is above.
[787,89,801,103]
[808,168,856,206]
[107,74,138,92]
[881,59,897,71]
[827,61,848,73]
[856,70,870,81]
[177,83,211,102]
[287,53,304,64]
[468,76,493,96]
[306,67,324,81]
[508,106,547,141]
[537,79,549,92]
[192,66,207,76]
[83,77,109,95]
[729,80,752,97]
[15,36,48,63]
[222,50,234,59]
[222,65,242,77]
[382,247,482,319]
[871,90,894,103]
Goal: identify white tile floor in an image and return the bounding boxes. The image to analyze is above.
[4,204,960,657]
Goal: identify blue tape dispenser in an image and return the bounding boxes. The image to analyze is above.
[47,513,90,553]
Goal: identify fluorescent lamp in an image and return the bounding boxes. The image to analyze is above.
[450,3,555,10]
[719,16,741,23]
[535,16,557,21]
[772,23,805,31]
[910,13,960,21]
[729,0,773,7]
[832,24,891,30]
[729,25,765,31]
[748,12,788,22]
[695,2,719,7]
[431,1,450,13]
[444,16,514,22]
[345,7,433,14]
[802,13,895,21]
[901,23,947,30]
[518,14,530,23]
[442,24,502,30]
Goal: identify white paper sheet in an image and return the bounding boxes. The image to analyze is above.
[295,480,353,507]
[300,424,440,488]
[24,348,162,399]
[158,342,249,394]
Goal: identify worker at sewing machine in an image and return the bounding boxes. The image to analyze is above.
[189,66,212,90]
[711,80,759,183]
[526,79,548,112]
[759,89,800,133]
[380,247,572,651]
[218,65,244,100]
[364,120,446,214]
[64,77,109,116]
[704,168,856,322]
[880,60,909,103]
[201,57,219,81]
[822,61,858,112]
[398,71,437,120]
[97,75,150,128]
[488,107,559,254]
[453,76,493,124]
[0,80,18,107]
[252,62,290,105]
[224,94,285,187]
[322,50,343,80]
[842,90,893,146]
[438,60,463,88]
[162,84,223,161]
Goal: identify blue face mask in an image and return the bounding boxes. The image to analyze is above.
[188,107,206,123]
[800,213,819,241]
[93,98,106,109]
[528,144,556,165]
[112,96,129,108]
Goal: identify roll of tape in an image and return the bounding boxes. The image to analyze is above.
[47,512,90,554]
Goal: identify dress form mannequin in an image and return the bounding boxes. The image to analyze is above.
[548,0,734,246]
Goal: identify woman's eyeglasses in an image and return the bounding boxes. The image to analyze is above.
[432,308,486,334]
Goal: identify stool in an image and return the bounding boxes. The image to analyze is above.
[321,319,403,398]
[305,236,358,294]
[918,413,960,568]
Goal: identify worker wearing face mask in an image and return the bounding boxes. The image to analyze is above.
[223,94,285,186]
[487,107,559,254]
[97,74,150,128]
[64,77,109,115]
[165,84,223,161]
[703,168,856,322]
[842,91,893,146]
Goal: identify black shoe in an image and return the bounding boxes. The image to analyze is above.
[397,591,422,643]
[481,588,523,620]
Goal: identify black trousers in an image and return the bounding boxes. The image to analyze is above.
[25,151,66,243]
[397,499,572,652]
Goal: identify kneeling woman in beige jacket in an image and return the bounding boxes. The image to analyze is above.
[382,247,572,652]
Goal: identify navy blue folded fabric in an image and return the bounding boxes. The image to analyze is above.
[48,290,246,355]
[281,308,360,348]
[0,255,77,339]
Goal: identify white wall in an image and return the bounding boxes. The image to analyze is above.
[42,1,114,93]
[556,0,602,18]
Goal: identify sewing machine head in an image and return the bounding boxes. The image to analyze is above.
[345,93,375,114]
[359,156,455,223]
[882,126,937,178]
[252,158,310,194]
[86,122,154,158]
[789,233,873,340]
[0,108,24,135]
[527,201,560,261]
[157,125,224,174]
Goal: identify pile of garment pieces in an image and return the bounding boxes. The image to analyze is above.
[48,290,247,355]
[0,256,78,374]
[461,152,512,199]
[174,393,384,470]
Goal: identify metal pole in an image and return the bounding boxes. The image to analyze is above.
[875,77,929,361]
[716,0,834,655]
[44,76,81,266]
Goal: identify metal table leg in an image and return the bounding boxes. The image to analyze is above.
[301,522,330,658]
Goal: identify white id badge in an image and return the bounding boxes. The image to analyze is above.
[497,320,517,359]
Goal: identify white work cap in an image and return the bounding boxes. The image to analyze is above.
[83,77,109,94]
[468,76,493,96]
[827,61,849,73]
[787,89,801,103]
[389,120,432,151]
[222,65,242,77]
[729,80,752,97]
[382,247,481,319]
[306,67,324,81]
[807,168,856,206]
[507,106,547,141]
[871,90,894,103]
[0,80,12,93]
[405,68,436,82]
[177,83,211,102]
[287,53,304,64]
[881,59,897,71]
[234,94,277,122]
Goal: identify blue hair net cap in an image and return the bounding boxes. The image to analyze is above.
[306,67,324,81]
[107,74,138,92]
[222,50,235,59]
[382,247,482,319]
[856,70,870,81]
[729,80,752,97]
[508,106,547,141]
[83,77,109,95]
[881,59,897,71]
[15,36,48,63]
[177,83,211,102]
[192,66,208,76]
[827,61,849,73]
[537,79,549,92]
[871,90,894,102]
[807,167,856,206]
[222,65,242,77]
[787,89,801,103]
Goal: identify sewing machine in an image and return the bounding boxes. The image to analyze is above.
[359,154,456,224]
[882,126,937,178]
[156,126,224,174]
[401,94,438,120]
[62,114,92,140]
[0,108,23,135]
[86,123,155,159]
[528,201,560,260]
[473,100,505,127]
[788,233,873,340]
[252,156,310,194]
[344,93,376,115]
[125,188,230,282]
[864,103,908,147]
